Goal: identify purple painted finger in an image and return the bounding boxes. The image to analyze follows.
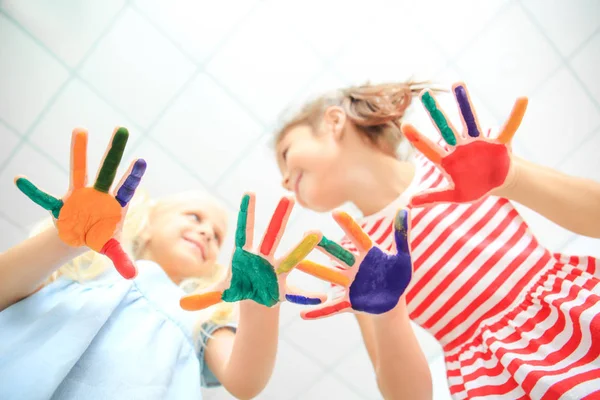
[394,209,410,254]
[116,159,147,207]
[454,85,480,138]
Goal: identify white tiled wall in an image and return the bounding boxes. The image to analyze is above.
[1,1,599,399]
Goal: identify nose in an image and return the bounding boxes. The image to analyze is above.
[196,224,215,243]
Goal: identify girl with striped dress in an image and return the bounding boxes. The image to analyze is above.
[273,81,600,399]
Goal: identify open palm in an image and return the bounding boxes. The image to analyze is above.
[180,194,325,311]
[293,209,413,320]
[15,127,146,279]
[402,82,528,206]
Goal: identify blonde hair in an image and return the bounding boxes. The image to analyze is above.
[276,80,442,158]
[32,189,234,328]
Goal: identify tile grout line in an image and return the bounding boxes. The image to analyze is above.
[143,135,235,209]
[519,1,600,112]
[128,1,273,184]
[554,125,600,169]
[0,4,131,175]
[565,25,600,61]
[518,1,600,168]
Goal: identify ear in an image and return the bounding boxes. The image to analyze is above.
[323,106,346,140]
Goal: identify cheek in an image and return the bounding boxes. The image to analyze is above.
[300,173,346,212]
[207,242,220,261]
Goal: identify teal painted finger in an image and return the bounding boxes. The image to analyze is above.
[15,177,63,218]
[235,194,251,248]
[422,92,457,146]
[94,127,129,193]
[318,236,356,267]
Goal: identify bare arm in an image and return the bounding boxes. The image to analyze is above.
[356,298,432,400]
[204,301,279,399]
[496,156,600,238]
[0,226,86,311]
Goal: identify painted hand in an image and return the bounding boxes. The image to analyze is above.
[14,127,146,279]
[294,209,412,320]
[402,82,528,206]
[180,194,325,311]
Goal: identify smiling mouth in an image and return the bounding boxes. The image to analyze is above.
[183,238,206,261]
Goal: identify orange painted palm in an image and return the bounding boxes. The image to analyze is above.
[15,127,146,279]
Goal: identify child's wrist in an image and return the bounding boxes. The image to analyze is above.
[239,299,280,316]
[492,155,522,199]
[371,296,409,326]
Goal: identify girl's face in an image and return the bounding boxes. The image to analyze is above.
[141,196,228,284]
[276,109,351,212]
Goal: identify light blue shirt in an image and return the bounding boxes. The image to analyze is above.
[0,260,235,400]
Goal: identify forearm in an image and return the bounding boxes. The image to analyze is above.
[218,301,279,399]
[0,226,86,311]
[372,298,432,400]
[496,157,600,238]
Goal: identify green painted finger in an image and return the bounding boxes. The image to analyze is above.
[235,194,251,248]
[422,91,457,146]
[94,127,129,193]
[15,177,63,219]
[318,236,356,267]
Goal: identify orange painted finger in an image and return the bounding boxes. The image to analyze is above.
[497,97,528,145]
[296,260,351,287]
[401,123,445,164]
[333,211,372,252]
[70,129,88,190]
[180,291,223,311]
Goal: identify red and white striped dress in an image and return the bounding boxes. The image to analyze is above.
[338,152,600,399]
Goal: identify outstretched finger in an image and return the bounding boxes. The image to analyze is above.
[317,235,356,267]
[180,292,223,311]
[70,128,88,190]
[332,211,372,254]
[296,260,351,287]
[259,197,294,258]
[300,297,352,320]
[235,193,255,250]
[393,209,410,254]
[421,90,459,146]
[94,127,129,193]
[285,285,327,305]
[410,188,459,208]
[401,123,446,164]
[115,159,147,207]
[276,232,321,274]
[14,176,63,219]
[100,238,138,279]
[453,83,482,138]
[496,97,528,145]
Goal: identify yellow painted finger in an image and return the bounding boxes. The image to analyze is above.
[276,233,320,274]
